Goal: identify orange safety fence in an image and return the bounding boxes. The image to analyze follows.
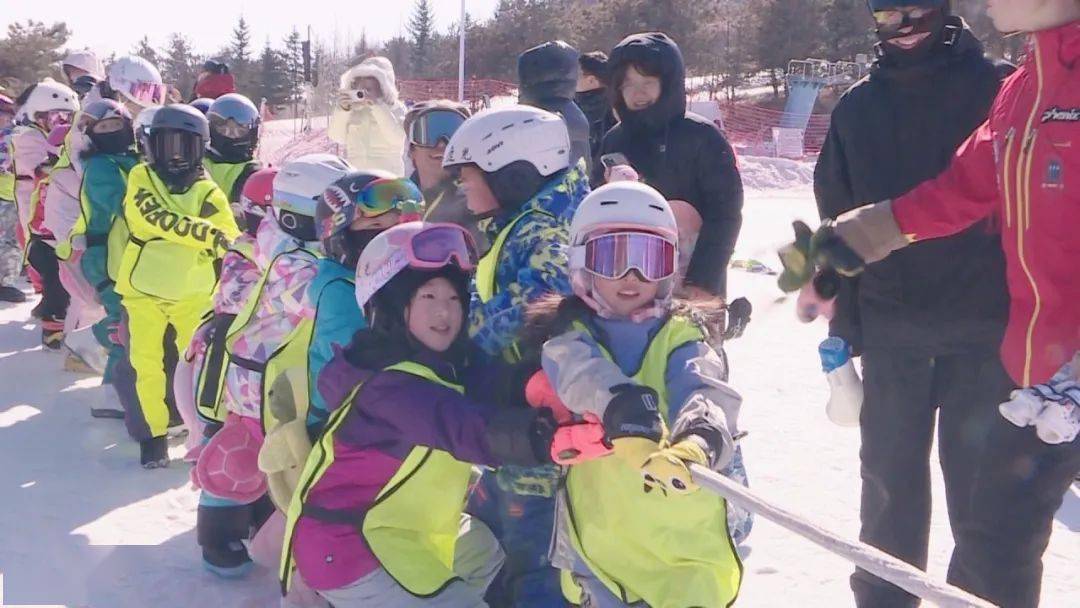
[715,102,832,157]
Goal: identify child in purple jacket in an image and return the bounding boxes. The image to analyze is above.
[279,222,561,607]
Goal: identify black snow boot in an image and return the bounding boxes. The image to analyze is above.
[202,542,254,579]
[140,436,169,469]
[0,285,26,303]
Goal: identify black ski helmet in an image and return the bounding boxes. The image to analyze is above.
[207,93,260,162]
[147,104,210,192]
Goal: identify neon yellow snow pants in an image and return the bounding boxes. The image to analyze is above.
[122,294,207,439]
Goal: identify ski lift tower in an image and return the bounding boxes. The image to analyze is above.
[772,58,866,157]
[781,58,865,130]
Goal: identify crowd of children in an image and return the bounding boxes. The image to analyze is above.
[4,2,1076,604]
[0,34,755,608]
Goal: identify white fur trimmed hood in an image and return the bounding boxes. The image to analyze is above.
[339,56,400,106]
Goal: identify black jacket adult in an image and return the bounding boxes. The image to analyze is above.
[814,23,1011,355]
[575,87,616,183]
[596,32,743,296]
[518,41,593,175]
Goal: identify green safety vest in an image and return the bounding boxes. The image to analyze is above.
[563,317,743,607]
[0,134,14,202]
[191,239,259,424]
[57,155,135,274]
[114,164,232,301]
[202,246,322,428]
[27,145,68,237]
[203,158,256,204]
[0,172,14,203]
[280,361,473,596]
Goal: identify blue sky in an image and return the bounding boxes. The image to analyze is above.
[3,0,500,57]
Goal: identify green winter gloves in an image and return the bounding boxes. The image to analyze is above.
[778,201,910,293]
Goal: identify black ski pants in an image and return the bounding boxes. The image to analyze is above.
[27,236,69,320]
[852,348,1011,607]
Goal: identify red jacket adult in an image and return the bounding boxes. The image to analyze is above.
[891,21,1079,387]
[193,73,236,100]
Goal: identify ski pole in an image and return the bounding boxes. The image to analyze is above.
[689,464,997,608]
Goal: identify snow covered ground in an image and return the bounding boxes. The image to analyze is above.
[1,161,1076,607]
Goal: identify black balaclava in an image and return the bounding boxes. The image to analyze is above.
[870,0,952,66]
[88,128,134,156]
[342,228,383,270]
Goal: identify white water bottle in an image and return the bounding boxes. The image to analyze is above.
[819,337,863,427]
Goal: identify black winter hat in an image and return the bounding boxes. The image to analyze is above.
[518,41,580,102]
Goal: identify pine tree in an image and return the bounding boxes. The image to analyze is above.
[407,0,435,78]
[161,34,199,101]
[132,35,161,68]
[822,0,873,61]
[229,15,253,95]
[256,41,291,107]
[0,21,72,90]
[352,30,370,64]
[284,28,304,103]
[754,0,826,96]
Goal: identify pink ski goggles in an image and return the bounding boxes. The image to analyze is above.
[574,232,677,281]
[42,110,73,131]
[406,224,479,271]
[123,81,167,106]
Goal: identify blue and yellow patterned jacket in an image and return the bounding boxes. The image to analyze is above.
[468,163,589,359]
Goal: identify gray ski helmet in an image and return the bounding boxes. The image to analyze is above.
[147,104,209,190]
[150,103,210,139]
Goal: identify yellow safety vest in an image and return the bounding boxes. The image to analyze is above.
[563,317,743,607]
[27,148,66,234]
[0,173,14,203]
[114,163,236,301]
[204,158,256,203]
[191,238,259,424]
[280,361,473,596]
[0,134,16,202]
[207,246,322,429]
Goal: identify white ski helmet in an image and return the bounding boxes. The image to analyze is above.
[569,181,678,246]
[62,50,105,80]
[272,153,354,243]
[568,182,680,315]
[18,79,79,123]
[442,104,570,177]
[107,56,166,108]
